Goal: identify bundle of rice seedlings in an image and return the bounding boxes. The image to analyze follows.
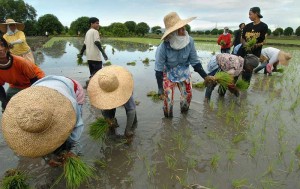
[103,61,112,66]
[64,156,94,189]
[220,40,226,46]
[235,79,250,91]
[126,61,136,66]
[244,38,257,52]
[1,169,30,189]
[275,68,284,73]
[147,91,162,101]
[192,82,205,89]
[89,118,110,141]
[214,72,234,89]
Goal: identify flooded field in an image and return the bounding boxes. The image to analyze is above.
[1,37,300,189]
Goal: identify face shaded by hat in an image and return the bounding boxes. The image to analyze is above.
[161,12,196,40]
[1,86,76,158]
[250,7,263,18]
[0,19,25,33]
[87,65,134,110]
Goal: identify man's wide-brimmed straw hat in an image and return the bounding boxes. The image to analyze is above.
[278,51,292,66]
[1,86,76,158]
[161,12,196,40]
[87,65,134,110]
[0,19,25,33]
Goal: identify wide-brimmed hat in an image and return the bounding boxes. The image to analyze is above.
[161,12,196,40]
[87,65,134,110]
[244,54,259,69]
[0,19,25,33]
[1,86,76,158]
[278,51,292,66]
[250,7,263,18]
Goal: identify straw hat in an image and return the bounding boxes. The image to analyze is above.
[1,86,76,158]
[0,19,25,33]
[161,12,196,40]
[87,65,134,110]
[278,51,292,66]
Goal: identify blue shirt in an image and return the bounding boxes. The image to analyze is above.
[32,75,84,143]
[155,37,202,82]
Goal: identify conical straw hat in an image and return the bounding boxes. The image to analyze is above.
[161,12,196,40]
[278,51,292,66]
[1,86,76,158]
[87,65,134,110]
[0,19,25,33]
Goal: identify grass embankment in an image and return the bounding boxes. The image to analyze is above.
[107,37,161,46]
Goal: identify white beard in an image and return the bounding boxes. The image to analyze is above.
[168,31,190,50]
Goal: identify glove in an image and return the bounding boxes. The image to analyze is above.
[155,71,164,95]
[103,53,108,61]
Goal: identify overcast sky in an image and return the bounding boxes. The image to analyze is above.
[24,0,300,31]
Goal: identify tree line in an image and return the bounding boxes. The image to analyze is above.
[1,0,300,37]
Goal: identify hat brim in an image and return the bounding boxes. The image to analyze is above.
[278,51,291,66]
[87,65,134,110]
[161,17,196,40]
[0,23,25,33]
[2,86,76,158]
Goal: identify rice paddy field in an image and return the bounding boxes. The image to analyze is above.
[0,37,300,189]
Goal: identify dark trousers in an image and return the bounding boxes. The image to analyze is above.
[88,60,102,78]
[221,48,230,53]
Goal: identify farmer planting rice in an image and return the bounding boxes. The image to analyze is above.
[217,27,232,53]
[155,12,215,117]
[2,75,85,160]
[254,47,292,75]
[0,36,45,113]
[87,65,137,139]
[206,53,259,100]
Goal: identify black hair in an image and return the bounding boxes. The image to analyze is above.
[0,36,9,48]
[89,17,99,24]
[239,23,245,28]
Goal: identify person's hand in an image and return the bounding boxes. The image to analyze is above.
[77,53,83,58]
[8,43,14,49]
[204,76,217,87]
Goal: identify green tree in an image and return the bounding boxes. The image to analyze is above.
[295,26,300,36]
[69,16,89,35]
[24,20,38,36]
[110,22,128,37]
[124,21,136,33]
[185,24,191,34]
[273,27,283,36]
[205,30,211,35]
[283,27,293,36]
[267,28,272,36]
[218,29,223,35]
[37,14,64,35]
[151,26,161,34]
[0,0,37,22]
[135,22,150,36]
[211,28,218,35]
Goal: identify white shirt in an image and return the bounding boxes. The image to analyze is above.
[261,47,280,65]
[84,28,101,61]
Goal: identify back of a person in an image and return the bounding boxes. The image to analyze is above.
[84,28,101,61]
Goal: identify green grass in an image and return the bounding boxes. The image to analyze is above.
[42,37,73,48]
[108,37,161,46]
[1,169,30,189]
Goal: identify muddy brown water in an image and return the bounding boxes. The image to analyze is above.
[1,38,300,189]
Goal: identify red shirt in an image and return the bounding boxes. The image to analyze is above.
[217,33,232,49]
[0,55,45,89]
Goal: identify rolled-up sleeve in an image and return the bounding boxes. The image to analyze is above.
[155,43,166,72]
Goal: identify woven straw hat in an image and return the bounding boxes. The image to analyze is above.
[278,51,292,66]
[0,19,25,33]
[87,65,133,110]
[161,12,196,40]
[1,86,76,158]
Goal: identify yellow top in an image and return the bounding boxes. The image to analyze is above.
[3,31,31,55]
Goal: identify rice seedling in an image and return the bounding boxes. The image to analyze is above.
[275,68,284,73]
[171,132,187,152]
[263,162,274,176]
[142,57,150,64]
[214,72,234,89]
[126,61,136,66]
[219,40,226,46]
[232,178,249,189]
[192,81,205,89]
[295,144,300,157]
[187,158,198,169]
[88,118,110,142]
[288,158,295,173]
[232,133,246,144]
[103,61,112,66]
[1,169,30,189]
[260,178,280,189]
[165,154,177,170]
[94,159,107,168]
[147,91,163,101]
[145,159,157,178]
[227,149,236,162]
[244,38,257,52]
[63,155,94,189]
[235,79,250,91]
[175,175,189,188]
[210,154,220,169]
